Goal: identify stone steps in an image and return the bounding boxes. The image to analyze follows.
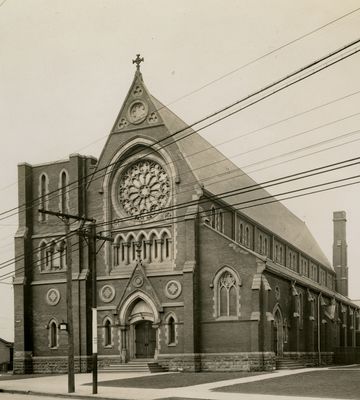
[100,359,168,373]
[276,358,313,370]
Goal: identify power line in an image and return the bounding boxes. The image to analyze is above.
[3,161,360,279]
[95,158,360,229]
[3,6,358,196]
[0,155,357,269]
[2,176,360,284]
[164,6,360,108]
[2,38,360,224]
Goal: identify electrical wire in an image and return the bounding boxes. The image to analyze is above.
[0,37,360,222]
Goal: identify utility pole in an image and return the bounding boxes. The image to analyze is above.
[86,221,113,394]
[89,222,97,394]
[39,209,94,394]
[64,216,74,393]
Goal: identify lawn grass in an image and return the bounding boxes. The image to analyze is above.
[213,370,360,399]
[95,371,268,389]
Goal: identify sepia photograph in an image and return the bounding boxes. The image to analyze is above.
[0,1,359,399]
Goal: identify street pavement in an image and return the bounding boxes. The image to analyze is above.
[0,368,353,400]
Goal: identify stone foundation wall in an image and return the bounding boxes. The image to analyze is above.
[157,354,201,372]
[157,352,275,372]
[14,355,92,374]
[98,355,121,368]
[283,352,334,366]
[335,347,360,364]
[13,351,33,375]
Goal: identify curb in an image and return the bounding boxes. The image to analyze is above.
[0,388,129,400]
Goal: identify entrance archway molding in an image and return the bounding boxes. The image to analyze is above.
[118,290,161,325]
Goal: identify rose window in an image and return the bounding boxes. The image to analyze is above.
[118,160,170,220]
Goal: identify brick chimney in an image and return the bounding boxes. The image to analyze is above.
[333,211,348,297]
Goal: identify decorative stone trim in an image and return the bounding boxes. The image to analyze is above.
[99,284,116,303]
[132,274,144,288]
[165,280,182,299]
[46,288,60,306]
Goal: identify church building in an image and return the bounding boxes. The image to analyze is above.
[13,58,360,373]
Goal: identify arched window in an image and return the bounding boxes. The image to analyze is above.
[161,231,171,261]
[113,243,120,267]
[168,316,175,345]
[149,232,158,262]
[59,240,67,269]
[165,313,177,346]
[104,319,112,347]
[214,268,240,318]
[131,240,137,262]
[49,320,58,348]
[245,226,250,247]
[211,206,216,229]
[217,210,223,233]
[40,241,47,271]
[59,170,69,214]
[47,240,56,270]
[39,173,48,222]
[259,234,263,254]
[239,223,243,243]
[264,237,268,255]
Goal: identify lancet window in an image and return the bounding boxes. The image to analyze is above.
[111,230,172,267]
[213,267,241,319]
[39,173,49,222]
[39,239,67,272]
[59,170,69,214]
[165,313,177,346]
[104,318,112,347]
[49,319,58,349]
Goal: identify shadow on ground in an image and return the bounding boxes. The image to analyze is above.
[87,371,268,389]
[213,370,360,399]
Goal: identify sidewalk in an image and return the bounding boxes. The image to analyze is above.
[0,368,344,400]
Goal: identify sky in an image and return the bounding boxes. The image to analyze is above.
[0,0,360,342]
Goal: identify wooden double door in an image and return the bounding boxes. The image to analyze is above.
[135,321,156,358]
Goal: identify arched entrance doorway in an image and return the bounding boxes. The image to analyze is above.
[273,305,284,356]
[118,291,161,362]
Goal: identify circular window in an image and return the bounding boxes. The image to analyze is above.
[118,160,170,221]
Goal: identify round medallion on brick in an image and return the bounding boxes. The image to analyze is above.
[46,288,60,306]
[99,284,116,303]
[132,274,144,288]
[165,280,182,299]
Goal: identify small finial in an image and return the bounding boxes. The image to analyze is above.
[135,242,142,261]
[132,54,144,72]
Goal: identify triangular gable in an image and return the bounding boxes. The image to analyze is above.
[118,258,163,317]
[111,71,165,134]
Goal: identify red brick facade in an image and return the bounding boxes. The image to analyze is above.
[13,71,360,373]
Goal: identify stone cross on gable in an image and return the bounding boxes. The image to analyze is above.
[132,54,144,72]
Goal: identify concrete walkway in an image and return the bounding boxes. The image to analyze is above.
[0,368,345,400]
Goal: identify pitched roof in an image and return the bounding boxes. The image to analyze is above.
[151,95,332,269]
